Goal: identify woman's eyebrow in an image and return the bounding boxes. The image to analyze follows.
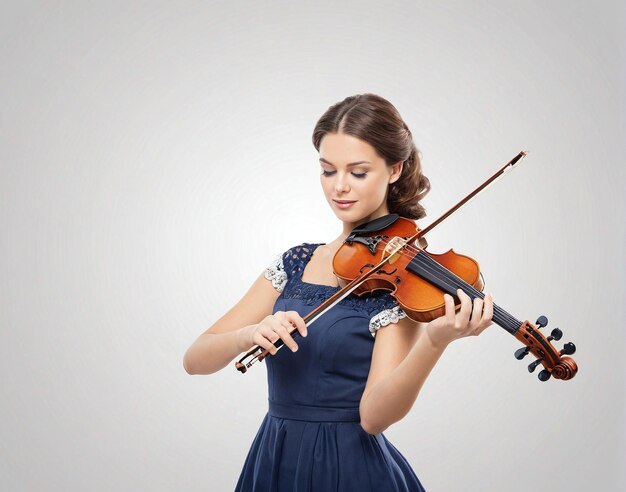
[319,158,371,167]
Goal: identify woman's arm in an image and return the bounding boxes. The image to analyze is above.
[183,271,280,375]
[359,290,494,434]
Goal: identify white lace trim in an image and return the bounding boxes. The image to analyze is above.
[264,253,288,292]
[369,305,407,337]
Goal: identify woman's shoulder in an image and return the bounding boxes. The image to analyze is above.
[269,241,323,265]
[263,241,322,292]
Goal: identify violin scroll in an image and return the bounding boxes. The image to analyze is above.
[513,315,578,381]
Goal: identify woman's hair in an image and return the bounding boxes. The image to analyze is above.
[312,93,430,220]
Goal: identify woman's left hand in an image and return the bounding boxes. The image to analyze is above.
[425,289,494,349]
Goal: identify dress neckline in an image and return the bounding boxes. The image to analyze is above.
[298,243,341,291]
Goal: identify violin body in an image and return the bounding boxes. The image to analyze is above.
[333,216,484,322]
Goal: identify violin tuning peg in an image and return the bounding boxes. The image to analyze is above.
[528,357,544,373]
[560,342,576,356]
[535,315,548,328]
[538,369,552,381]
[514,347,531,360]
[548,328,563,342]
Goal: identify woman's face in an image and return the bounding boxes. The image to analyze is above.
[319,132,402,226]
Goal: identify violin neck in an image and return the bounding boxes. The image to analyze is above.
[406,251,522,335]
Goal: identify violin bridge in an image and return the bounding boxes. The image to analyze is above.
[383,236,408,264]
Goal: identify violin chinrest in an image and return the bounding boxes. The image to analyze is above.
[347,213,399,237]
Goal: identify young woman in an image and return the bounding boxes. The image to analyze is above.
[183,93,494,491]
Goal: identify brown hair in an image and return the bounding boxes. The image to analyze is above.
[312,93,430,220]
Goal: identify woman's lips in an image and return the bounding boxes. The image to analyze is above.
[333,199,357,209]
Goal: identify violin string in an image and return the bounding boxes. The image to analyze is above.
[414,252,521,330]
[411,250,482,298]
[411,250,522,330]
[351,236,522,329]
[407,249,522,329]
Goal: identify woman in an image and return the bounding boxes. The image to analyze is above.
[183,93,494,491]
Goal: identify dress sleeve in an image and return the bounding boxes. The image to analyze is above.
[264,250,289,293]
[368,295,408,337]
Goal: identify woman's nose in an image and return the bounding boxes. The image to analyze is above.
[334,175,350,193]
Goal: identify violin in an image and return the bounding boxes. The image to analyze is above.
[235,152,578,382]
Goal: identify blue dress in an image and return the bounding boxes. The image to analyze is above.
[234,243,426,491]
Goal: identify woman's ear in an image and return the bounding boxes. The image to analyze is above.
[389,161,403,184]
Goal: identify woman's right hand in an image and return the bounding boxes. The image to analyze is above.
[243,310,308,355]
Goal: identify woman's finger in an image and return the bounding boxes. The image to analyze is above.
[286,310,308,338]
[470,297,484,334]
[269,315,298,352]
[456,289,472,328]
[443,293,455,324]
[278,318,299,352]
[477,293,495,334]
[252,323,280,355]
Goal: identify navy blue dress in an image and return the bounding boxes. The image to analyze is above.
[234,243,426,491]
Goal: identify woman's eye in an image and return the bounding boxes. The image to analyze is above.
[320,170,367,178]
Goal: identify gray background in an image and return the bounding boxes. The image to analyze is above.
[1,1,624,491]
